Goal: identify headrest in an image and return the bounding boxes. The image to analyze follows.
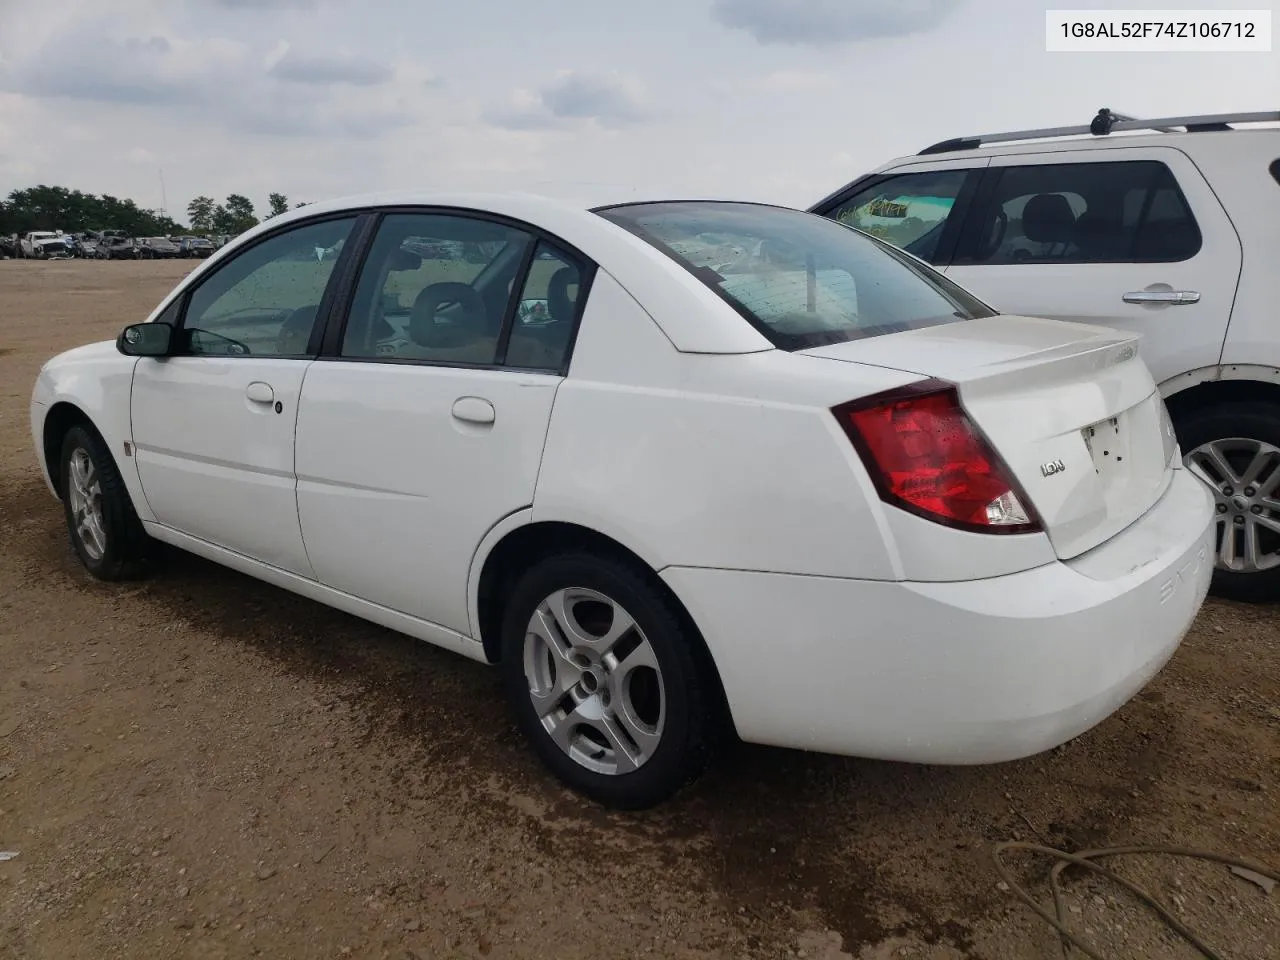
[547,267,578,324]
[389,248,423,272]
[1022,193,1077,243]
[277,304,319,354]
[410,282,490,349]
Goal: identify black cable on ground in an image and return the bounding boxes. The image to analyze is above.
[991,842,1280,960]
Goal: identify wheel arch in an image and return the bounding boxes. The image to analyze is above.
[41,401,97,498]
[1162,367,1280,427]
[471,518,735,730]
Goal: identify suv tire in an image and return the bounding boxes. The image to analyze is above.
[1176,401,1280,602]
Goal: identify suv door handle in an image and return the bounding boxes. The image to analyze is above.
[1123,289,1200,305]
[452,396,495,424]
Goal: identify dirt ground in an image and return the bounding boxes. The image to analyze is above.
[0,259,1277,960]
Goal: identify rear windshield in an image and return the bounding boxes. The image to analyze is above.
[595,200,995,350]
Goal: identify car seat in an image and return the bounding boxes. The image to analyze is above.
[407,282,497,364]
[1021,193,1077,258]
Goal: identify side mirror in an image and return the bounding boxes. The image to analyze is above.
[117,322,173,357]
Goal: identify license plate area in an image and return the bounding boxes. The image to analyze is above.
[1083,413,1132,483]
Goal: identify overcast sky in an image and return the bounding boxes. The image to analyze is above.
[0,0,1275,221]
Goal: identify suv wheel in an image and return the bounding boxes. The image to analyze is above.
[1177,401,1280,602]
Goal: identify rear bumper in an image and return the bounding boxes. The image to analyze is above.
[662,468,1214,764]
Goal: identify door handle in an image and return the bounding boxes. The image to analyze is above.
[451,396,495,425]
[245,381,275,404]
[1122,289,1200,305]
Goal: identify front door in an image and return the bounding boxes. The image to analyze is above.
[130,215,360,575]
[294,210,591,634]
[944,146,1243,386]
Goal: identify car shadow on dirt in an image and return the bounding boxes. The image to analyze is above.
[9,470,1275,956]
[22,516,1225,949]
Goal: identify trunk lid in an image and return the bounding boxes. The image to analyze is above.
[801,314,1178,560]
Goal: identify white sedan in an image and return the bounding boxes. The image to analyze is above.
[30,192,1215,809]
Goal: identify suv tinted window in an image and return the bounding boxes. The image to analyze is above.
[596,201,995,351]
[821,169,970,264]
[962,160,1200,265]
[1270,158,1280,186]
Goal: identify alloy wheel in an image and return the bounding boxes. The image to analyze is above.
[522,587,665,776]
[1185,437,1280,573]
[67,447,107,561]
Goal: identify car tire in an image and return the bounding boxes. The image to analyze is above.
[1176,400,1280,602]
[59,424,152,581]
[499,551,722,809]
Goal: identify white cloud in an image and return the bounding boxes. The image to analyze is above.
[268,50,393,86]
[0,11,420,139]
[209,0,320,9]
[763,70,838,91]
[485,71,653,131]
[711,0,966,45]
[0,0,1273,225]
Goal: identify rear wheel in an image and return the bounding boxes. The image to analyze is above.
[59,425,152,580]
[499,552,721,809]
[1177,401,1280,602]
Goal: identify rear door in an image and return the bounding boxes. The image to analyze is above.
[294,209,594,635]
[945,147,1242,387]
[810,157,990,268]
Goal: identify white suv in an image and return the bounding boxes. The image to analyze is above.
[810,108,1280,601]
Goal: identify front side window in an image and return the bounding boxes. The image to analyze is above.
[821,169,970,264]
[340,213,532,366]
[963,160,1201,265]
[180,217,356,357]
[596,201,994,351]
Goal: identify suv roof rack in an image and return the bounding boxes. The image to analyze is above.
[918,107,1280,155]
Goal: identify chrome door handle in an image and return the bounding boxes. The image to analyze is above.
[245,381,275,403]
[451,396,495,425]
[1123,289,1200,305]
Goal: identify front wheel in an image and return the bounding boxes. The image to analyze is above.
[59,425,152,580]
[500,552,721,809]
[1177,401,1280,602]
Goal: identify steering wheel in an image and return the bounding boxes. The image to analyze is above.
[185,327,251,356]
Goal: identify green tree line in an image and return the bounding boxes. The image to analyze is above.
[1,185,309,237]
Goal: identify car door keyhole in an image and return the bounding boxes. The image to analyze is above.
[274,401,283,414]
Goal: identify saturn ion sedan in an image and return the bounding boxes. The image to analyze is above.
[29,192,1215,809]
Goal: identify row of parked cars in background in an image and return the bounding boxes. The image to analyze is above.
[0,229,224,261]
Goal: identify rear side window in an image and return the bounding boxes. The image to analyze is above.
[1271,159,1280,186]
[960,160,1201,265]
[595,200,995,351]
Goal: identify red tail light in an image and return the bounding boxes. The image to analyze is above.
[833,379,1042,535]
